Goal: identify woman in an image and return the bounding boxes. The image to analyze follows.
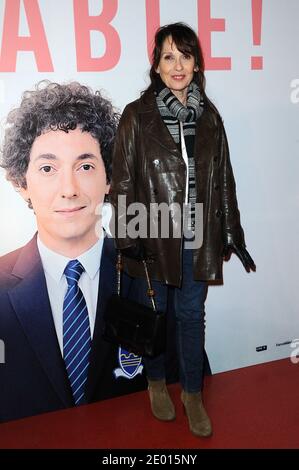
[110,23,255,438]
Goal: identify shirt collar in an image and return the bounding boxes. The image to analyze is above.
[37,233,104,284]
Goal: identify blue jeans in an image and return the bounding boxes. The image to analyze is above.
[134,247,208,393]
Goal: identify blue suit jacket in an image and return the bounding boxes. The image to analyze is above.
[0,235,147,422]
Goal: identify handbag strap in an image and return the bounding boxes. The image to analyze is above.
[116,251,157,312]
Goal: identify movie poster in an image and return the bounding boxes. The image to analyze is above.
[0,1,298,423]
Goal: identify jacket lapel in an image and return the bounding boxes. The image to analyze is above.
[194,108,218,161]
[140,91,217,163]
[140,92,182,159]
[8,236,73,407]
[85,236,117,401]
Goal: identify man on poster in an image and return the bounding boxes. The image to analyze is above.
[0,81,147,423]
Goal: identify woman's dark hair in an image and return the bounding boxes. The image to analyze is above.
[147,22,218,112]
[149,22,206,92]
[0,81,119,188]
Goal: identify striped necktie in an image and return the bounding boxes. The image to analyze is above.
[63,260,91,405]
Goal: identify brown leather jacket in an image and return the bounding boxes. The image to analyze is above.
[110,90,245,286]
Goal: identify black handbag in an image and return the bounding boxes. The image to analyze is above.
[103,252,166,357]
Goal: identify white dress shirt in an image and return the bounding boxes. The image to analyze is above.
[37,235,104,354]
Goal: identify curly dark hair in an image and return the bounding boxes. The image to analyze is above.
[0,80,119,188]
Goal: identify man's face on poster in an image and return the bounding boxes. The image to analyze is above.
[20,127,109,253]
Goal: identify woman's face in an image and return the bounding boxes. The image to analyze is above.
[156,35,197,102]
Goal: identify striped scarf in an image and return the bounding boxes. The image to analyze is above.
[155,78,204,145]
[155,79,204,232]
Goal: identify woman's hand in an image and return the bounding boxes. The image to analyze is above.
[223,242,256,272]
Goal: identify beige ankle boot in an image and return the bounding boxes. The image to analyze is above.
[181,390,212,437]
[148,379,176,421]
